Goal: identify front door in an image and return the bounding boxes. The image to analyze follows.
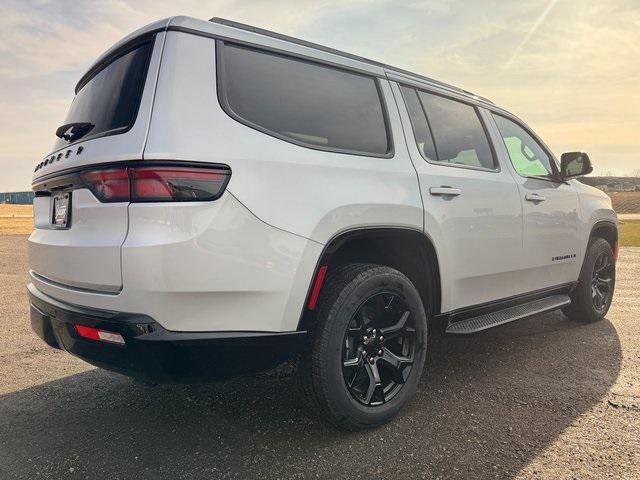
[489,113,580,292]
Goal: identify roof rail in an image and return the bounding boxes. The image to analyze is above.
[209,17,493,104]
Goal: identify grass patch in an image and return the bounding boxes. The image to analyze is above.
[619,220,640,247]
[0,204,33,235]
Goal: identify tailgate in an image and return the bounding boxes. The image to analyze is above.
[29,188,128,293]
[28,29,165,294]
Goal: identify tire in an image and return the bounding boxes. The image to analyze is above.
[563,237,615,323]
[297,263,428,430]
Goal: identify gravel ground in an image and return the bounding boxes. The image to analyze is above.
[0,235,638,479]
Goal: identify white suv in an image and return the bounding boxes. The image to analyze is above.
[28,17,618,430]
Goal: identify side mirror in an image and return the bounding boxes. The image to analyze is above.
[560,152,593,179]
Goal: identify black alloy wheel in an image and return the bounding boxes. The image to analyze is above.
[342,293,416,406]
[591,251,614,313]
[563,237,615,323]
[297,263,429,430]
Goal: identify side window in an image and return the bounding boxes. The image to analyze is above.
[400,86,437,161]
[219,43,391,156]
[492,114,554,177]
[417,91,496,169]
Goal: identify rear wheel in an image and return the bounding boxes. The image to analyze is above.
[298,263,428,430]
[563,237,615,323]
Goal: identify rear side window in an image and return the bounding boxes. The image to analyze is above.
[400,86,495,170]
[55,41,153,149]
[400,86,437,161]
[218,43,391,156]
[418,91,495,169]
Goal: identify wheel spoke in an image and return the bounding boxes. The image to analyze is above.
[596,277,612,292]
[364,361,382,404]
[346,326,362,336]
[343,356,362,368]
[595,257,610,274]
[379,347,413,384]
[592,285,605,309]
[379,311,410,339]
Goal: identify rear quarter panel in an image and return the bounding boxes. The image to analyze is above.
[143,31,423,244]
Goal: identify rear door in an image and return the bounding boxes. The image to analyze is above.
[489,113,580,291]
[392,83,524,312]
[29,32,163,294]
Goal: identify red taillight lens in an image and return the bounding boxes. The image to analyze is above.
[80,165,230,203]
[80,168,130,202]
[131,167,228,202]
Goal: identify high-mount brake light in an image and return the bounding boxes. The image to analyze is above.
[80,165,230,203]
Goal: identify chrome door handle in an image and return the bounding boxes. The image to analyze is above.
[430,186,462,197]
[525,193,546,202]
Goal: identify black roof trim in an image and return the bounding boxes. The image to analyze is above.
[209,17,493,104]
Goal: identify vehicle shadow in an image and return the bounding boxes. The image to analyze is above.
[0,311,621,479]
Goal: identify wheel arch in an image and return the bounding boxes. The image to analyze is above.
[590,220,618,249]
[297,227,442,331]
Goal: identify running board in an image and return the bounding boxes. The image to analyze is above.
[445,294,571,334]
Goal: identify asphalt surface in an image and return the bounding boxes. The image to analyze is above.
[0,235,638,479]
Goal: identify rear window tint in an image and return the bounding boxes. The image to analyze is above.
[55,41,153,148]
[402,88,495,170]
[218,43,391,156]
[400,86,437,161]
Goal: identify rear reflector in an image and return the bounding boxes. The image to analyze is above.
[80,164,230,203]
[307,265,328,310]
[75,325,125,345]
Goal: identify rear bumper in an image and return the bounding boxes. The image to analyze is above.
[28,284,308,383]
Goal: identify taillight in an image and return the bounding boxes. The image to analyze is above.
[80,168,130,202]
[131,167,228,202]
[80,164,230,203]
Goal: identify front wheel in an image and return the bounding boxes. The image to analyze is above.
[563,237,616,323]
[297,264,428,430]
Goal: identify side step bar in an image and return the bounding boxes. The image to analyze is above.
[446,294,571,334]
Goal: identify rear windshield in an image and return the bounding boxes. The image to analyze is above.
[54,41,153,148]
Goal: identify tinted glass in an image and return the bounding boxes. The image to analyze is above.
[56,42,152,148]
[492,114,554,177]
[221,44,390,155]
[400,86,437,160]
[418,91,495,169]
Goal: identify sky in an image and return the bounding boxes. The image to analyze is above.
[1,0,639,191]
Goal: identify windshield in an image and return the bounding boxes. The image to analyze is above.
[54,41,153,148]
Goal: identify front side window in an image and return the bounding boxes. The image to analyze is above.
[492,114,555,177]
[219,43,391,156]
[55,41,153,149]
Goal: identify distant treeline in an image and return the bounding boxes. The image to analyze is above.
[0,192,35,204]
